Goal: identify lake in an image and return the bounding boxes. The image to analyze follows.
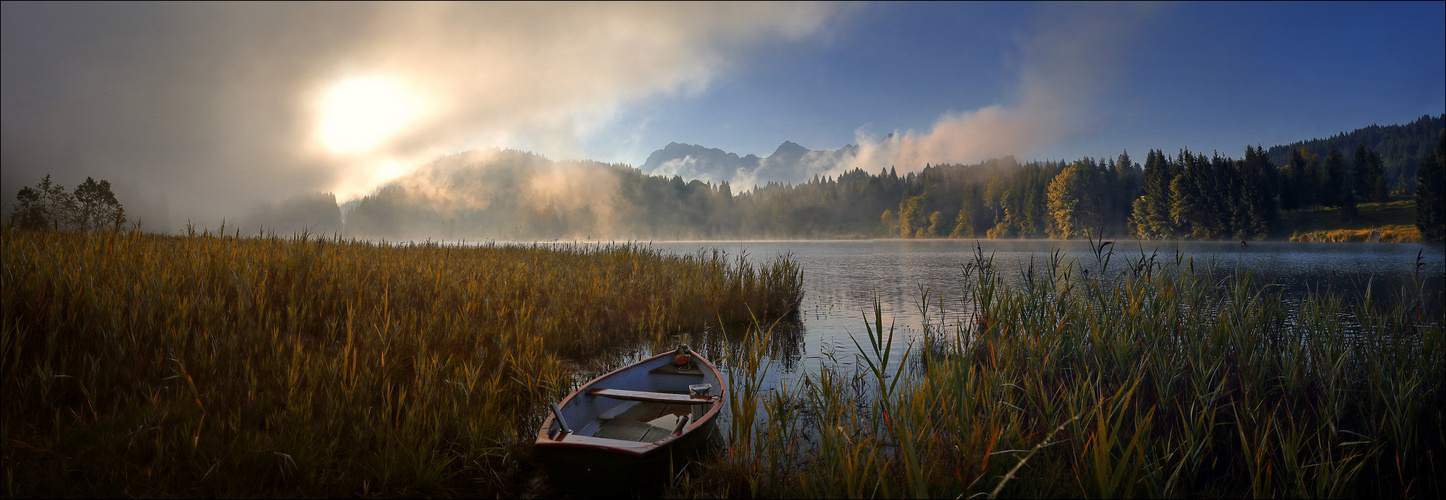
[641,239,1446,392]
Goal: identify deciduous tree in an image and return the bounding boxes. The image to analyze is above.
[8,175,126,232]
[71,177,127,231]
[1046,161,1096,239]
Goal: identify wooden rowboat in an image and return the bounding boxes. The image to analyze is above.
[535,345,725,491]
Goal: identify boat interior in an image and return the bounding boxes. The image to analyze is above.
[592,400,693,443]
[547,349,721,444]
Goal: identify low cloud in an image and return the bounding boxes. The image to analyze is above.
[834,3,1158,177]
[2,2,1154,229]
[2,3,840,230]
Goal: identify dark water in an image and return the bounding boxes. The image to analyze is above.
[643,239,1445,392]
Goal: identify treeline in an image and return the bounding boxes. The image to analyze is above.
[1131,147,1286,240]
[742,118,1443,241]
[327,132,1441,243]
[783,137,1442,242]
[1267,113,1443,194]
[330,116,1445,242]
[770,148,1265,241]
[235,192,343,236]
[341,149,743,241]
[7,175,126,232]
[13,119,1441,243]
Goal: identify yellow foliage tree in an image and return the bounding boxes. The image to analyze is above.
[1046,162,1097,239]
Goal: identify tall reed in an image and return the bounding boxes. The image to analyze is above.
[0,226,802,497]
[678,242,1443,498]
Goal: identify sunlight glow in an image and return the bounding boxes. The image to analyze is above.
[316,77,423,153]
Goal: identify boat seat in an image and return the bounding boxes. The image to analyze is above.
[587,388,716,405]
[594,418,675,442]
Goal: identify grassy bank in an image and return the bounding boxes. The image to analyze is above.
[1289,224,1421,243]
[0,227,801,497]
[678,247,1444,498]
[1279,198,1422,242]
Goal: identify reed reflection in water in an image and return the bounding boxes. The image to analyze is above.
[645,239,1444,392]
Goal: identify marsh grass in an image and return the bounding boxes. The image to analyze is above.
[1279,198,1420,242]
[0,225,801,497]
[1290,225,1421,243]
[673,241,1444,498]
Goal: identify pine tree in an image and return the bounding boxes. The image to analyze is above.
[1232,146,1275,239]
[1367,149,1388,202]
[1171,150,1210,239]
[1112,150,1141,236]
[1353,144,1389,203]
[1279,147,1305,211]
[1139,149,1177,238]
[1301,147,1324,208]
[1282,147,1323,210]
[951,186,985,238]
[987,190,1020,239]
[1321,145,1356,220]
[1016,163,1052,238]
[1416,133,1445,243]
[1204,153,1232,239]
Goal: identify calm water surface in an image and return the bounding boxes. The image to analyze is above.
[640,239,1445,392]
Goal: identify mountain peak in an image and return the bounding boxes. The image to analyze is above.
[771,141,809,157]
[641,139,855,189]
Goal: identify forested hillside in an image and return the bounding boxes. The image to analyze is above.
[1267,113,1443,193]
[325,115,1445,241]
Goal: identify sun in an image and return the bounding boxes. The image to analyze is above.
[315,77,423,153]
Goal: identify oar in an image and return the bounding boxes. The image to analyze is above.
[550,402,573,434]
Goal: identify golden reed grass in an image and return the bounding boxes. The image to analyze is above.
[1290,225,1421,243]
[0,225,801,497]
[677,245,1443,498]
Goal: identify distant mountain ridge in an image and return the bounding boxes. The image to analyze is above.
[640,139,866,189]
[641,142,761,185]
[312,114,1443,242]
[638,114,1444,193]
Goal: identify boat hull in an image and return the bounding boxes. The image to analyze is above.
[536,416,719,492]
[534,348,725,493]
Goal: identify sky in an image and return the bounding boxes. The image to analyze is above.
[3,1,1443,229]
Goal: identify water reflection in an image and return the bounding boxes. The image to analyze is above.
[645,239,1444,392]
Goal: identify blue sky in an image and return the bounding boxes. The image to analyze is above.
[2,2,1443,223]
[592,2,1445,166]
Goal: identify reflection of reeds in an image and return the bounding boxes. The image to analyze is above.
[679,245,1443,498]
[0,226,801,497]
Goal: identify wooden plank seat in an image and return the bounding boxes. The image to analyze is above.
[595,417,675,442]
[587,388,716,405]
